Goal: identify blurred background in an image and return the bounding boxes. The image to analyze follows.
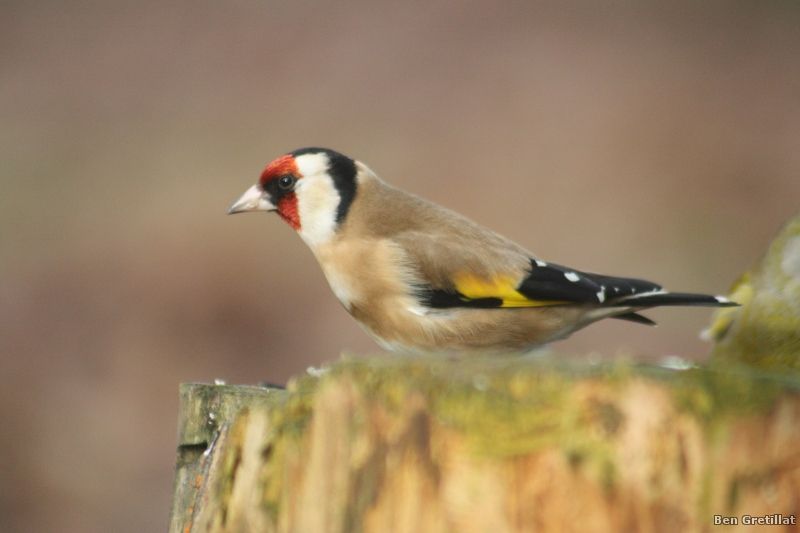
[1,1,799,531]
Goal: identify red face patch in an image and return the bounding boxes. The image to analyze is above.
[259,154,300,187]
[276,193,301,230]
[259,154,302,231]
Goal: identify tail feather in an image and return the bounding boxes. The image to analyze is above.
[612,312,658,326]
[616,292,736,308]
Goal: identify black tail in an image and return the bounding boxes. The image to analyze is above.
[616,292,737,308]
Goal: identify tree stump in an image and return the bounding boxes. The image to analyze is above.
[169,357,800,533]
[169,382,285,533]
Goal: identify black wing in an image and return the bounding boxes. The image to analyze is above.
[516,259,663,304]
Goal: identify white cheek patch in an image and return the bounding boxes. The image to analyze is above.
[293,153,341,249]
[296,178,340,248]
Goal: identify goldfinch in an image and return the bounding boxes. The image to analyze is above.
[228,147,736,355]
[703,210,800,368]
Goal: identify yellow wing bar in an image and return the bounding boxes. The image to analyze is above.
[452,272,568,307]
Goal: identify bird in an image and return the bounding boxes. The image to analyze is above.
[703,209,800,369]
[228,147,737,355]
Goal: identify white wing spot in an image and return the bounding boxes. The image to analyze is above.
[715,296,730,304]
[597,286,606,303]
[535,260,547,267]
[564,272,580,282]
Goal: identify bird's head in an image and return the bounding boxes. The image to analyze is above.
[228,148,358,247]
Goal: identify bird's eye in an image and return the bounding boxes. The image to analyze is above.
[278,174,296,190]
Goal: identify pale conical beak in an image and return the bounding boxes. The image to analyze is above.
[227,184,277,214]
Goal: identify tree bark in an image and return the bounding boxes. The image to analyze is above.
[170,358,800,533]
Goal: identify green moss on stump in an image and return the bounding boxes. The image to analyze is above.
[274,356,795,457]
[174,356,800,533]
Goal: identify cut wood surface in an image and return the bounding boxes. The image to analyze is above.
[169,357,800,533]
